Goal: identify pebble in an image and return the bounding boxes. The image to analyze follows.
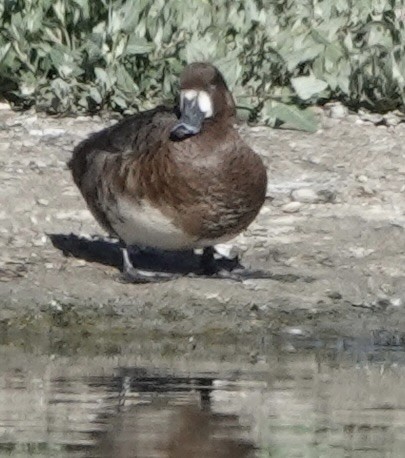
[29,128,66,138]
[10,237,26,248]
[383,113,402,127]
[22,139,38,147]
[36,198,49,207]
[29,159,47,169]
[22,115,38,125]
[284,327,305,336]
[291,188,332,204]
[214,243,239,260]
[390,298,403,307]
[359,112,384,124]
[281,202,302,213]
[327,291,342,300]
[282,343,297,353]
[348,247,374,258]
[56,209,92,221]
[357,174,368,183]
[32,236,47,247]
[324,102,348,119]
[71,259,87,267]
[358,184,375,196]
[29,129,44,137]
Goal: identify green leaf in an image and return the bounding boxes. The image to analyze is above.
[0,43,11,65]
[215,51,242,89]
[116,65,137,93]
[111,95,128,109]
[126,35,154,55]
[49,48,65,69]
[265,101,318,132]
[291,76,328,100]
[282,44,325,72]
[94,67,114,89]
[89,87,102,104]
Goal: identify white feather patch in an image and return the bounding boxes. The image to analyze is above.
[182,89,198,100]
[180,90,213,118]
[198,91,213,118]
[108,197,196,250]
[105,197,237,250]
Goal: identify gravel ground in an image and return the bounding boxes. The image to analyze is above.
[0,103,404,357]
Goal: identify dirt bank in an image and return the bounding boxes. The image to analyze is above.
[0,105,404,357]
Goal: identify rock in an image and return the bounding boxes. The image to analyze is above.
[22,115,38,125]
[284,327,305,336]
[71,259,87,267]
[32,236,47,247]
[356,174,368,183]
[348,247,374,258]
[291,188,335,204]
[28,129,44,136]
[358,185,375,196]
[359,112,384,124]
[214,243,239,260]
[36,198,49,207]
[281,202,302,213]
[29,128,66,138]
[383,113,402,127]
[327,291,342,300]
[44,128,66,137]
[281,343,297,353]
[22,139,38,148]
[56,209,92,221]
[390,298,403,307]
[291,188,319,203]
[249,351,259,364]
[324,102,348,119]
[317,189,336,202]
[0,102,11,110]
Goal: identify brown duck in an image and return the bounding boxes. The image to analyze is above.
[69,62,267,282]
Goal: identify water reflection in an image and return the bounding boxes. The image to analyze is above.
[0,339,405,457]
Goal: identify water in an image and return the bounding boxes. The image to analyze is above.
[1,335,405,457]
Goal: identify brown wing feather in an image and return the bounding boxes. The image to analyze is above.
[68,106,178,235]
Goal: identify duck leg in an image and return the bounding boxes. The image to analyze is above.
[199,246,218,275]
[120,245,177,283]
[199,246,276,281]
[198,246,244,280]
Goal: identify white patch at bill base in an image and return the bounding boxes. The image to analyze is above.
[197,91,213,118]
[180,90,213,118]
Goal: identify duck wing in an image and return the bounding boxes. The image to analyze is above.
[68,106,177,236]
[72,106,177,159]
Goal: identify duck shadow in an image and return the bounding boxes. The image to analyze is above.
[48,233,240,275]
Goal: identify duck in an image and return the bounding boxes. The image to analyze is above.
[69,62,267,282]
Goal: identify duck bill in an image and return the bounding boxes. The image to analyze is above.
[170,97,205,140]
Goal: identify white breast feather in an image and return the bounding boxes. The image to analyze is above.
[108,197,195,250]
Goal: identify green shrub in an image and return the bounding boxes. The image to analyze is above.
[0,0,404,131]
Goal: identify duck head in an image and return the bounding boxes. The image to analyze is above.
[170,62,236,141]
